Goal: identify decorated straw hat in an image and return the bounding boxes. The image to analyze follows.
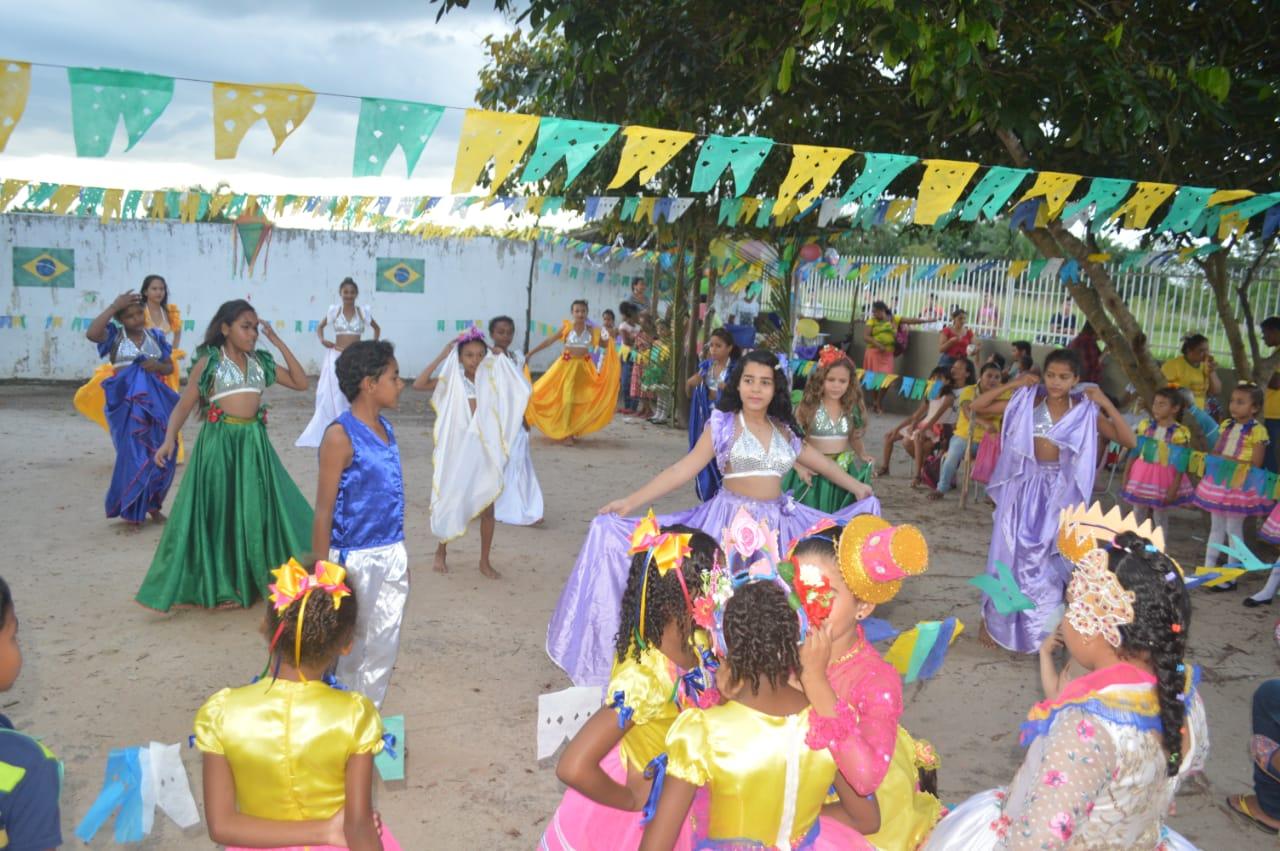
[837,515,929,604]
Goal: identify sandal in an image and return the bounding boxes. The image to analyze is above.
[1227,794,1280,835]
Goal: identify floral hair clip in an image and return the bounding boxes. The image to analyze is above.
[817,344,846,369]
[455,324,486,344]
[1065,549,1135,649]
[785,518,839,560]
[628,510,695,646]
[265,559,351,680]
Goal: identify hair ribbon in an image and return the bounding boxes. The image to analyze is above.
[267,559,351,680]
[628,511,694,645]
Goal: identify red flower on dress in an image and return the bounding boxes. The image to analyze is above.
[207,405,222,423]
[1049,812,1074,842]
[692,597,716,631]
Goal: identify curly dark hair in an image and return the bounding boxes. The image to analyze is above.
[614,525,719,663]
[1107,531,1193,776]
[723,582,801,695]
[265,579,359,671]
[489,315,515,335]
[715,349,801,437]
[336,340,396,402]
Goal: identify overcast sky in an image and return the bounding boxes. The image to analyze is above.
[0,0,516,196]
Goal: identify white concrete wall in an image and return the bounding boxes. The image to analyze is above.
[0,214,650,379]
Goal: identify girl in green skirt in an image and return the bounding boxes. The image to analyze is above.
[138,300,314,611]
[782,349,875,512]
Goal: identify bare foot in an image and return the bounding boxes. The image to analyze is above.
[926,490,943,501]
[531,518,545,527]
[978,621,999,649]
[433,552,449,574]
[563,436,577,446]
[149,509,166,523]
[875,465,890,477]
[479,560,502,579]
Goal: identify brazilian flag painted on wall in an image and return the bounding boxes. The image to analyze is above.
[375,257,425,294]
[14,248,75,288]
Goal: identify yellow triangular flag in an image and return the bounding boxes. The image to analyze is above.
[775,145,854,211]
[635,196,657,222]
[607,126,695,189]
[48,184,81,215]
[351,196,374,224]
[1016,171,1082,220]
[1007,260,1029,279]
[772,198,802,225]
[331,196,350,219]
[913,160,980,225]
[1106,181,1177,230]
[451,109,540,196]
[0,179,26,211]
[739,197,762,224]
[207,192,233,220]
[885,198,913,223]
[99,188,124,224]
[273,196,288,217]
[146,190,168,220]
[0,60,31,152]
[212,82,315,160]
[180,191,203,224]
[1207,189,1254,207]
[1218,210,1249,241]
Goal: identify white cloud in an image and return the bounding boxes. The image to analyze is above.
[0,0,515,194]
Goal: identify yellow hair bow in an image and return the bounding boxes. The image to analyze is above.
[266,559,352,679]
[628,510,694,647]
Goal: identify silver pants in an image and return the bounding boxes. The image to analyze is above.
[331,541,408,709]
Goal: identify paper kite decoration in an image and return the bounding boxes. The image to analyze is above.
[884,618,964,684]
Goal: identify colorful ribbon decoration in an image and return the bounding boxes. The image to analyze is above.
[266,558,352,680]
[627,510,694,646]
[1136,433,1280,499]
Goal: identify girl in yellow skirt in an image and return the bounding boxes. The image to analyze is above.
[526,299,620,445]
[142,274,186,461]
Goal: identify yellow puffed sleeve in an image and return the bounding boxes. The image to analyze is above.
[193,688,231,755]
[166,303,182,333]
[1135,417,1152,435]
[664,709,711,787]
[1171,424,1191,446]
[349,693,385,756]
[1247,422,1270,450]
[605,656,670,728]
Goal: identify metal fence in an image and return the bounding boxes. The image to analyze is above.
[796,254,1280,359]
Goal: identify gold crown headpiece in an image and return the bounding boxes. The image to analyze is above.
[1057,502,1167,566]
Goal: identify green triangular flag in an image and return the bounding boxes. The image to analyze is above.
[352,97,444,178]
[67,67,174,157]
[520,117,619,187]
[690,134,775,197]
[969,561,1035,614]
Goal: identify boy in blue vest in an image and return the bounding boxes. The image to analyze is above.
[0,576,62,849]
[312,340,408,709]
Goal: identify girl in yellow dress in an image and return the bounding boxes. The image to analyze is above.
[543,517,720,850]
[641,509,875,850]
[142,274,186,461]
[195,559,399,851]
[526,299,620,444]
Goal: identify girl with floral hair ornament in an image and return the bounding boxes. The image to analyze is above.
[923,503,1207,851]
[788,517,942,851]
[641,507,876,851]
[542,515,721,851]
[783,348,876,512]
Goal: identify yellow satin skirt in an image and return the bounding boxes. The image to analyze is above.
[864,726,942,851]
[526,343,620,440]
[74,362,184,461]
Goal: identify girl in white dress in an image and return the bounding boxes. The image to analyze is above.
[488,315,544,526]
[297,278,379,448]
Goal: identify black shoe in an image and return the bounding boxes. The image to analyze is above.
[1209,581,1238,593]
[1244,596,1274,608]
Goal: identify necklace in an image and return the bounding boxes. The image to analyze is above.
[831,636,870,666]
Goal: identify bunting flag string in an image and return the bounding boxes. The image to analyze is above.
[1135,433,1280,501]
[1,57,1277,243]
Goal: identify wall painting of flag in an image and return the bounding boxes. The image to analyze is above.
[375,257,425,294]
[13,247,75,288]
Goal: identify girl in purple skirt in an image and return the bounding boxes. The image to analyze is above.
[547,350,880,686]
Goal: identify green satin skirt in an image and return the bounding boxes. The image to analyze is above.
[781,450,874,513]
[136,412,313,611]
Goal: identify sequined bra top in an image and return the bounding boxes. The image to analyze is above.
[564,326,593,348]
[113,331,164,365]
[210,350,267,402]
[809,404,851,438]
[722,412,798,480]
[331,306,366,335]
[1033,397,1072,438]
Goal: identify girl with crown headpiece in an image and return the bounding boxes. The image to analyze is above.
[548,350,880,687]
[782,347,876,512]
[923,504,1207,850]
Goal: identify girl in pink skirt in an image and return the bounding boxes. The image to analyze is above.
[1120,387,1194,538]
[1193,383,1272,590]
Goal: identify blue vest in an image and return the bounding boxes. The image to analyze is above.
[330,412,405,551]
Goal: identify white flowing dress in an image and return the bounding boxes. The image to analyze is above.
[296,304,373,448]
[494,349,544,525]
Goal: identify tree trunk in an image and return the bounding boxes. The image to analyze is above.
[1201,250,1250,377]
[1233,236,1277,376]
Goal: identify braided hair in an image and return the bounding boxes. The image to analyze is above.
[723,582,802,696]
[614,525,719,664]
[716,349,802,437]
[1107,531,1192,776]
[264,584,359,670]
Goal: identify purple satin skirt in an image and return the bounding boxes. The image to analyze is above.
[547,488,881,686]
[982,461,1072,653]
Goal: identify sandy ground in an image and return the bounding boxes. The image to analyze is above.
[1,381,1274,850]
